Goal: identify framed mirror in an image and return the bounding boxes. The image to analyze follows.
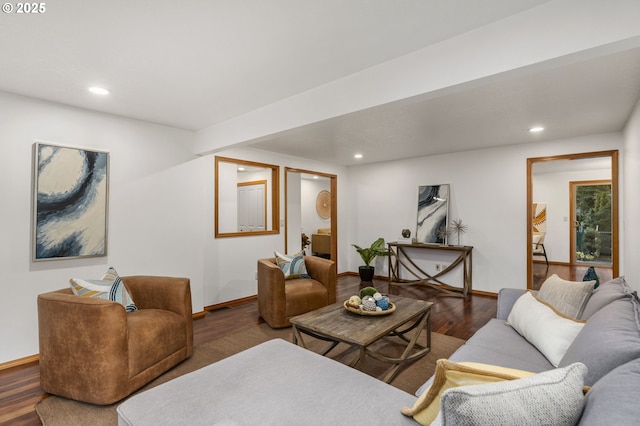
[215,156,280,238]
[527,150,618,289]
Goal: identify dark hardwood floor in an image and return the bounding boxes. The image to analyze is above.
[531,262,613,290]
[3,266,604,426]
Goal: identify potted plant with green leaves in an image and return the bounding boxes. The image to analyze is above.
[352,237,391,281]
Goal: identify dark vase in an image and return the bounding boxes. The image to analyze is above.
[583,266,600,289]
[359,266,375,282]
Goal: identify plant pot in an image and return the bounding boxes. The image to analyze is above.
[358,266,375,282]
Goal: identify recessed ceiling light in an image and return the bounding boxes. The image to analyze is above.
[88,86,110,95]
[237,167,245,171]
[529,126,544,133]
[354,154,363,159]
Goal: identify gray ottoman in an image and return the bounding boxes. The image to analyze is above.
[117,338,417,425]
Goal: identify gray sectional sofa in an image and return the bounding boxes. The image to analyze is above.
[117,277,640,425]
[416,276,640,425]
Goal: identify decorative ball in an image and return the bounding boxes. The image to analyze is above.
[362,299,377,311]
[376,296,389,311]
[376,306,382,312]
[359,286,378,299]
[349,295,362,305]
[373,292,383,301]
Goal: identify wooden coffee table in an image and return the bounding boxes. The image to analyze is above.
[290,295,432,383]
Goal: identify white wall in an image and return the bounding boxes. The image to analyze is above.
[623,98,640,287]
[1,89,635,366]
[201,147,348,307]
[285,172,302,253]
[0,92,207,364]
[346,133,624,295]
[301,178,331,236]
[0,91,347,364]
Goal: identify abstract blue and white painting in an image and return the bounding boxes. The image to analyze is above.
[33,143,109,260]
[416,184,449,244]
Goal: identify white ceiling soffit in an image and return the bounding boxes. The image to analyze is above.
[249,46,640,166]
[0,0,551,131]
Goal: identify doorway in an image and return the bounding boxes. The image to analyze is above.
[570,180,613,267]
[527,150,618,289]
[284,168,338,264]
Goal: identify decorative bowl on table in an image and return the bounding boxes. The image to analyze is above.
[343,288,396,316]
[343,300,396,316]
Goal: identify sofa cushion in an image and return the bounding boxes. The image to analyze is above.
[559,295,640,386]
[402,360,535,425]
[537,274,595,319]
[452,319,555,372]
[432,363,587,426]
[274,251,311,280]
[580,276,632,319]
[507,291,585,367]
[579,358,640,425]
[415,318,556,397]
[70,266,137,312]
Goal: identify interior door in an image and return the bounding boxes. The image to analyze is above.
[237,182,266,232]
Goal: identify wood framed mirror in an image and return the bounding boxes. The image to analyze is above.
[215,156,280,238]
[527,150,618,289]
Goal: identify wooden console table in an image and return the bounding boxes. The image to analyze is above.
[388,242,473,297]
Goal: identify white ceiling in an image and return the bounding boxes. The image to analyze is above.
[252,47,640,165]
[2,0,640,166]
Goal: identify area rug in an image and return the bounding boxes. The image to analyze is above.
[36,323,465,425]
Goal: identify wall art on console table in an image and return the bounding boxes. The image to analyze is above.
[416,184,449,244]
[32,142,109,261]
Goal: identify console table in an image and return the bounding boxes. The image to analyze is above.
[388,242,473,297]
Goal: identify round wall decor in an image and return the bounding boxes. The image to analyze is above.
[316,190,331,219]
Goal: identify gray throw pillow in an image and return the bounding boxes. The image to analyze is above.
[580,358,640,425]
[580,276,632,319]
[559,296,640,386]
[537,274,595,319]
[431,363,587,426]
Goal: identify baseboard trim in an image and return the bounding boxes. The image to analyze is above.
[192,311,206,320]
[204,295,257,311]
[0,354,39,372]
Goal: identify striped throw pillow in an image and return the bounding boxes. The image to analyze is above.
[274,251,311,280]
[70,266,138,312]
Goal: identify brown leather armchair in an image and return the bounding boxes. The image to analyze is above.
[258,256,336,328]
[37,276,193,405]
